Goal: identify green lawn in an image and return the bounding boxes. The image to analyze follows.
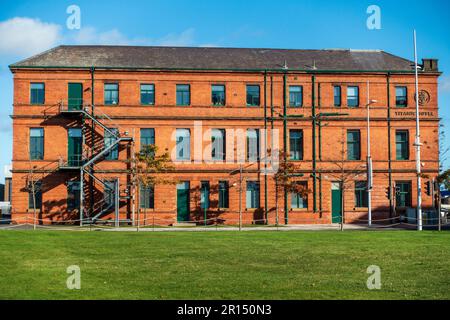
[0,230,449,300]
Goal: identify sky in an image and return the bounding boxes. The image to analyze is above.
[0,0,449,182]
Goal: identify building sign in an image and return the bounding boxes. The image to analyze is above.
[393,110,435,118]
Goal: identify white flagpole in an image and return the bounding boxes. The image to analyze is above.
[413,30,423,231]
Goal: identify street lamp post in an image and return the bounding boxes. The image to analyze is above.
[366,81,377,227]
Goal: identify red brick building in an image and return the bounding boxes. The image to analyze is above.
[9,46,441,225]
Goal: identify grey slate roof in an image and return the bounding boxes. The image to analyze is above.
[10,45,416,72]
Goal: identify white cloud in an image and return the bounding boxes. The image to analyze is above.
[0,17,61,57]
[156,28,196,46]
[69,26,152,46]
[440,76,450,93]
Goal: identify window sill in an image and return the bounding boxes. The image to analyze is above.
[290,208,308,211]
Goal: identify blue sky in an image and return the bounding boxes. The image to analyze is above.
[0,0,449,182]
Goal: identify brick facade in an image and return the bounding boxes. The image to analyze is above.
[10,53,440,225]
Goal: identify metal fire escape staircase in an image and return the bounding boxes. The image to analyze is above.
[57,101,133,225]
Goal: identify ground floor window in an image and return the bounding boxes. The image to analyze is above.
[218,181,229,209]
[395,181,412,207]
[67,181,80,211]
[140,183,154,209]
[246,181,260,209]
[291,181,308,209]
[354,181,368,208]
[200,181,210,209]
[28,181,42,210]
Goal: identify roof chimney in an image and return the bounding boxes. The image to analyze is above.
[422,58,439,72]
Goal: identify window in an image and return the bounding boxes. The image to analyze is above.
[355,181,368,208]
[211,129,226,161]
[289,129,303,160]
[291,181,308,209]
[396,181,412,207]
[246,85,260,106]
[395,86,407,107]
[28,181,42,210]
[247,129,259,162]
[212,85,225,106]
[104,180,116,208]
[29,128,44,160]
[140,128,155,151]
[140,183,154,209]
[104,83,119,105]
[200,181,210,209]
[289,86,303,107]
[176,84,190,106]
[334,85,341,107]
[67,181,80,211]
[246,181,260,209]
[347,130,361,160]
[347,86,359,107]
[176,129,191,160]
[30,83,45,104]
[396,130,409,160]
[104,128,119,160]
[218,181,229,209]
[140,84,155,105]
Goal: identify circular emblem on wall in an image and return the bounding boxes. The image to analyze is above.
[415,90,431,106]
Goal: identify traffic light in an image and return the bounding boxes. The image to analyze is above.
[425,181,431,196]
[385,186,391,199]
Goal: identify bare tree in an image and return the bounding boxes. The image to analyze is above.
[327,129,365,230]
[129,144,175,229]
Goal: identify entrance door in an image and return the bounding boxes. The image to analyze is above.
[177,182,190,222]
[331,182,342,223]
[68,83,83,110]
[68,128,82,166]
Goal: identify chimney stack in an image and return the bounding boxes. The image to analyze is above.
[422,58,439,72]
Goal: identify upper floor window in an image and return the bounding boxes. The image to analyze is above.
[211,129,226,161]
[395,86,407,107]
[140,84,155,105]
[29,128,44,160]
[140,128,155,152]
[247,129,259,162]
[347,86,359,107]
[395,130,409,160]
[176,84,190,106]
[354,181,368,208]
[212,85,225,106]
[176,129,191,160]
[334,85,341,107]
[246,85,260,106]
[289,86,303,107]
[347,129,361,160]
[104,128,119,160]
[104,83,119,105]
[289,129,303,160]
[30,83,45,105]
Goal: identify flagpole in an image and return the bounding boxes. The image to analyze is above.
[413,30,423,231]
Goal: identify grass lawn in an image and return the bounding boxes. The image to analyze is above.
[0,230,449,300]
